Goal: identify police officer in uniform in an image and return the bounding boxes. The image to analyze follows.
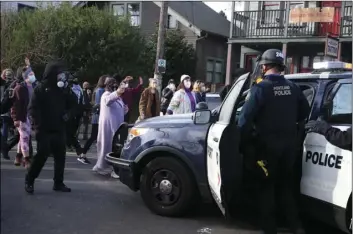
[305,119,352,151]
[238,49,310,234]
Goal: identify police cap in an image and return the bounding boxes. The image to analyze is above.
[258,49,285,66]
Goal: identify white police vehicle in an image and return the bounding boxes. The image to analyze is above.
[202,61,352,233]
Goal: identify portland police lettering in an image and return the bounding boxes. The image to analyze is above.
[273,85,291,96]
[305,151,343,169]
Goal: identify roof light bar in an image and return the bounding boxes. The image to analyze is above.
[313,61,352,70]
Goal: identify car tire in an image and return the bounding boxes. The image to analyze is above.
[140,157,196,217]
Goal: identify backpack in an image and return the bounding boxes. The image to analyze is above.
[0,81,27,114]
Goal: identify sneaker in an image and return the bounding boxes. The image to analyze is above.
[25,181,34,194]
[53,183,71,192]
[14,154,23,166]
[111,171,119,179]
[77,155,91,164]
[92,166,111,176]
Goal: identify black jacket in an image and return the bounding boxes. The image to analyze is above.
[28,61,73,134]
[325,126,352,151]
[194,92,206,103]
[160,87,174,111]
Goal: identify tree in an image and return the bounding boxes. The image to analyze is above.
[1,3,150,84]
[145,29,197,86]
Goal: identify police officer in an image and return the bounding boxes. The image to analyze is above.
[238,49,310,234]
[305,119,352,151]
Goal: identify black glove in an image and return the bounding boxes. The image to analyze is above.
[305,120,331,135]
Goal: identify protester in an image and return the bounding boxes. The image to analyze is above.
[192,80,206,104]
[93,78,128,178]
[167,74,196,115]
[81,81,92,140]
[65,77,84,159]
[1,68,15,159]
[25,60,73,194]
[114,74,143,123]
[138,78,160,121]
[79,75,108,164]
[10,66,36,168]
[160,79,176,115]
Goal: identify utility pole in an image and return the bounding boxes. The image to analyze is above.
[154,1,169,98]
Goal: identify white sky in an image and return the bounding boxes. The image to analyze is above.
[204,2,244,20]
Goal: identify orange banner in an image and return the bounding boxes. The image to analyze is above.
[289,7,334,23]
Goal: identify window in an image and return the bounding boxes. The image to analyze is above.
[259,1,281,25]
[127,3,140,26]
[288,1,305,10]
[332,83,351,115]
[112,3,140,26]
[206,59,224,84]
[112,4,124,16]
[18,3,36,12]
[329,83,352,124]
[167,15,177,29]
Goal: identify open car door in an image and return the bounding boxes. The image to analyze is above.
[206,73,252,218]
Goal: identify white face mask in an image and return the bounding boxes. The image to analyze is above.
[27,74,36,84]
[124,83,129,88]
[57,81,65,88]
[184,80,191,89]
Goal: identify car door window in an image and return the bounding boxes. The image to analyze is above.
[329,83,352,125]
[218,75,248,124]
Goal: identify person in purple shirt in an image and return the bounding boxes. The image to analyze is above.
[166,74,196,115]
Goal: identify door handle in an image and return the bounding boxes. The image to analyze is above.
[213,137,219,142]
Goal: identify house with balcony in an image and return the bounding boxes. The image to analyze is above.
[76,1,239,85]
[227,1,352,75]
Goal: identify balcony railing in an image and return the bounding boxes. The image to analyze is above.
[232,6,352,39]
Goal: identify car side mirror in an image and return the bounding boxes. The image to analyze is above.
[193,110,211,125]
[196,102,209,110]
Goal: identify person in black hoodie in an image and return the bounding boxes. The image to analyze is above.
[25,60,73,194]
[160,79,176,115]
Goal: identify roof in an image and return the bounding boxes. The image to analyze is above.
[165,1,231,37]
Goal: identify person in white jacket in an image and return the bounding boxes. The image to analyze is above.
[166,74,196,115]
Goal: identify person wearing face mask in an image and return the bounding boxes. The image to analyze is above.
[119,75,143,123]
[138,78,160,121]
[166,74,196,115]
[25,60,74,194]
[81,81,92,140]
[192,80,207,104]
[160,79,176,115]
[10,67,36,168]
[93,78,128,178]
[65,77,84,160]
[237,49,310,234]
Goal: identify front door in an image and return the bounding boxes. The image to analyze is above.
[206,72,251,217]
[301,79,352,209]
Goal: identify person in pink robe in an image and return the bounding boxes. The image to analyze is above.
[93,77,128,178]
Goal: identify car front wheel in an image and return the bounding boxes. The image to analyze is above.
[140,157,197,217]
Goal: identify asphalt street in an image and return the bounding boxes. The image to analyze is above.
[1,149,347,234]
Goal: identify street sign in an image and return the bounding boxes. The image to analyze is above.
[157,59,166,74]
[325,36,339,58]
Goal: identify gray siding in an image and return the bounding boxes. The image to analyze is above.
[140,1,160,36]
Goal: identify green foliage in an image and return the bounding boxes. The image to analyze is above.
[145,29,197,86]
[1,3,149,83]
[1,4,197,86]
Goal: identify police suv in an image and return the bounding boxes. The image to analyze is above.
[106,61,352,233]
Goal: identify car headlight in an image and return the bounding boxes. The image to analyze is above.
[126,127,150,143]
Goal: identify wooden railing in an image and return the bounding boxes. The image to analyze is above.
[232,6,352,39]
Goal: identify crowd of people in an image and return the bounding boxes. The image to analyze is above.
[0,58,210,189]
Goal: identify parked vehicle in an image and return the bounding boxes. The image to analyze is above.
[106,61,352,233]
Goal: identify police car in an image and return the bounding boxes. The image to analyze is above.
[202,61,352,233]
[106,61,351,233]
